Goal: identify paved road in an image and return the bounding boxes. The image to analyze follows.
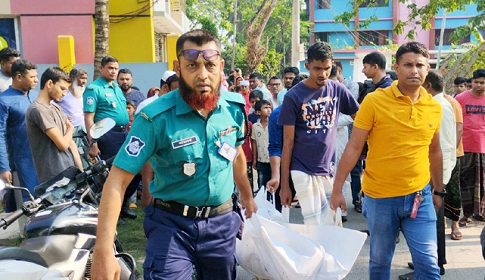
[237,184,485,280]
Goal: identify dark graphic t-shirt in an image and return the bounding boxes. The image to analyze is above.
[278,80,359,176]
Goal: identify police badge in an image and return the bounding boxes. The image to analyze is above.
[125,136,145,157]
[183,162,196,177]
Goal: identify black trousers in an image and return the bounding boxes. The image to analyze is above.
[437,200,446,268]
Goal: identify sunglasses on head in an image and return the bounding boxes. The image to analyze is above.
[178,49,220,62]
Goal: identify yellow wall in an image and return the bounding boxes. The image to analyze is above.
[166,35,179,70]
[57,35,76,71]
[109,0,155,63]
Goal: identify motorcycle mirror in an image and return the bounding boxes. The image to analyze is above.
[90,118,116,140]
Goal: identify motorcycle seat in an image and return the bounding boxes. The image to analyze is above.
[0,234,78,267]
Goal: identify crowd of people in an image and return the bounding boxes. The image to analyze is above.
[0,28,484,279]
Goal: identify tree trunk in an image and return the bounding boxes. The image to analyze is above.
[244,0,278,74]
[94,0,110,80]
[440,41,485,93]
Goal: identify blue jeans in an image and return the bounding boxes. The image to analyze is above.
[362,184,440,280]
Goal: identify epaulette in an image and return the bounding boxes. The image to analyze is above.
[86,86,94,90]
[138,92,176,122]
[221,91,245,105]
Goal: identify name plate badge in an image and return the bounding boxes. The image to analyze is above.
[172,136,198,149]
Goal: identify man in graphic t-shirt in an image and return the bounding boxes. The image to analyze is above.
[278,42,359,225]
[455,69,485,223]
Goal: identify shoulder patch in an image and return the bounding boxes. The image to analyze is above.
[86,96,94,105]
[125,136,146,157]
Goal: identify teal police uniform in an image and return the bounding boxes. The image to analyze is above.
[83,77,129,126]
[114,89,247,279]
[114,89,246,206]
[83,76,138,216]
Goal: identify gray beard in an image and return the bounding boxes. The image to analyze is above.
[72,82,85,96]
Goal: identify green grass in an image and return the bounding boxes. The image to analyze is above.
[116,202,147,275]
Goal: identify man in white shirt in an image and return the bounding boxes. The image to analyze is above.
[135,70,178,114]
[0,48,21,94]
[249,72,272,101]
[400,69,456,279]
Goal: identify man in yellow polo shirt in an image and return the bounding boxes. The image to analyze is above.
[330,42,444,280]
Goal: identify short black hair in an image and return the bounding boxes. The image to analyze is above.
[69,68,87,78]
[40,67,69,89]
[229,70,236,74]
[466,78,472,83]
[424,70,444,93]
[235,68,241,72]
[0,47,21,63]
[307,42,333,63]
[118,68,132,78]
[334,61,343,70]
[101,56,118,67]
[330,64,338,78]
[472,69,485,80]
[363,52,386,69]
[254,99,271,111]
[386,70,398,81]
[291,73,307,88]
[11,59,37,78]
[166,74,179,90]
[395,42,429,64]
[249,89,263,100]
[454,77,466,85]
[176,29,221,56]
[268,76,281,83]
[284,67,299,76]
[126,99,136,108]
[249,72,262,80]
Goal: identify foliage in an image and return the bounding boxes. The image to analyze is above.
[185,0,310,77]
[335,0,485,44]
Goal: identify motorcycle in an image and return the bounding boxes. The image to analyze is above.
[0,118,137,280]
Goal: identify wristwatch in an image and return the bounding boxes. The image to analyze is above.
[433,189,447,197]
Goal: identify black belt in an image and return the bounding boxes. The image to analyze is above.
[111,125,127,132]
[153,198,233,219]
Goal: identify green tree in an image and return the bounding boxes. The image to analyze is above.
[335,0,484,43]
[185,0,310,77]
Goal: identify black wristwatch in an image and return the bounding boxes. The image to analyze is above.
[433,189,447,197]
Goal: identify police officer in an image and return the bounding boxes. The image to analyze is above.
[83,56,137,220]
[91,29,257,280]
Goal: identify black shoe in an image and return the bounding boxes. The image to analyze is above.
[407,262,444,275]
[398,272,415,280]
[117,218,126,226]
[396,233,400,244]
[342,216,347,222]
[120,207,137,219]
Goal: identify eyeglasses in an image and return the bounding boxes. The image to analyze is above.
[178,49,221,62]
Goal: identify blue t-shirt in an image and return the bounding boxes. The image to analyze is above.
[278,80,359,176]
[268,105,283,158]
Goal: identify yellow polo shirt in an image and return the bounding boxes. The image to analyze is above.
[354,81,442,198]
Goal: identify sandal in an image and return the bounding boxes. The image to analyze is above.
[459,216,472,227]
[473,214,485,222]
[451,229,463,240]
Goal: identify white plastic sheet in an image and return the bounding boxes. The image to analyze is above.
[236,190,367,280]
